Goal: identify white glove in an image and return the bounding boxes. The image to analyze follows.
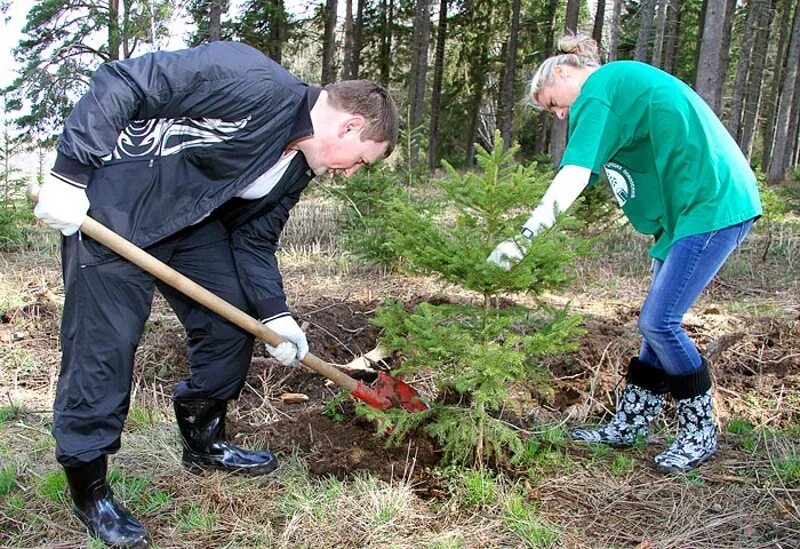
[34,173,90,236]
[487,239,527,270]
[262,314,309,366]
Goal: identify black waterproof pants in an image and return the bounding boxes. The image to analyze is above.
[53,218,255,467]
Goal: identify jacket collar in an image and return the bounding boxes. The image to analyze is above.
[287,86,321,145]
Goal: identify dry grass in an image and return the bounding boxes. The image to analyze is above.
[1,200,799,548]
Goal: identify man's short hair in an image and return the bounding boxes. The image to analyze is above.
[324,80,399,157]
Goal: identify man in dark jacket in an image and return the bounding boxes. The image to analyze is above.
[33,41,399,548]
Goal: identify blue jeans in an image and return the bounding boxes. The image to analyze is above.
[638,219,755,376]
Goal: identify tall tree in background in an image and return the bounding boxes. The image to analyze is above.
[5,0,173,142]
[341,0,355,78]
[761,0,793,173]
[534,0,559,155]
[379,0,395,86]
[352,0,365,78]
[635,0,658,61]
[549,0,579,166]
[189,0,231,44]
[321,0,338,84]
[661,0,682,74]
[462,0,492,168]
[428,0,448,171]
[694,0,733,114]
[739,0,775,160]
[607,0,623,61]
[592,0,606,50]
[497,0,521,150]
[407,0,432,168]
[236,0,288,62]
[767,0,800,183]
[728,0,761,141]
[651,0,668,67]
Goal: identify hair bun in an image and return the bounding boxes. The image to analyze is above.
[556,33,600,63]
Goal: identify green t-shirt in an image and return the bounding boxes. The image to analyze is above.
[561,61,762,260]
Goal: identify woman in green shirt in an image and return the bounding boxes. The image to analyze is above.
[488,34,761,472]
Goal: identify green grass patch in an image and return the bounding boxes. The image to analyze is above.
[177,501,218,532]
[503,493,560,547]
[0,404,21,425]
[461,469,498,507]
[428,539,467,549]
[278,470,343,517]
[682,470,706,487]
[38,469,67,504]
[0,462,18,496]
[3,493,25,516]
[126,405,159,431]
[107,468,172,515]
[610,453,635,476]
[774,450,800,483]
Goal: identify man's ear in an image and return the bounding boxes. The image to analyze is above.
[339,115,366,138]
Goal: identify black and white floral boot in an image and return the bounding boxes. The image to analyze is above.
[572,358,669,447]
[655,362,717,473]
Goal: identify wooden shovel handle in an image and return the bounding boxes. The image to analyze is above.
[28,185,360,394]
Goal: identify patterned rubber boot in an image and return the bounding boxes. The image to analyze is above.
[655,362,717,472]
[571,358,669,447]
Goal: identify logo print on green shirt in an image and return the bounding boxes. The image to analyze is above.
[604,162,636,207]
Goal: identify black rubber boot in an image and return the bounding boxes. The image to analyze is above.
[571,357,670,447]
[174,398,278,475]
[63,456,151,549]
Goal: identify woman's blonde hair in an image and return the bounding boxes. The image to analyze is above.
[527,33,601,110]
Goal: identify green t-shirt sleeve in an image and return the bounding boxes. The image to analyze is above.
[560,98,628,174]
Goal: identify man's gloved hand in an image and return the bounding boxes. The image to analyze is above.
[262,314,309,366]
[34,173,90,236]
[487,238,527,270]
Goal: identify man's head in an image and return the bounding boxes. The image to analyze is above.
[298,80,399,177]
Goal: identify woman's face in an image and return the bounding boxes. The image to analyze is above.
[536,65,585,120]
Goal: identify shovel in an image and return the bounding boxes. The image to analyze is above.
[29,185,427,413]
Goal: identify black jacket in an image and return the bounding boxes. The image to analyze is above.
[52,41,319,319]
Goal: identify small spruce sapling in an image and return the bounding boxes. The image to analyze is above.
[362,133,587,466]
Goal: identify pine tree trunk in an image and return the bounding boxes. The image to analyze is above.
[321,0,338,85]
[607,0,623,61]
[342,0,354,79]
[466,82,484,169]
[550,0,580,166]
[108,0,120,60]
[651,0,669,67]
[635,0,657,61]
[728,0,760,141]
[380,0,394,86]
[407,0,432,166]
[535,0,559,154]
[427,0,448,171]
[767,0,800,182]
[352,0,364,78]
[209,0,223,41]
[592,0,607,50]
[694,0,733,114]
[662,0,682,74]
[273,0,286,63]
[498,0,521,150]
[761,0,792,173]
[740,0,775,160]
[715,0,737,110]
[785,66,800,173]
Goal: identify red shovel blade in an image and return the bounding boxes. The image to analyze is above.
[371,371,428,412]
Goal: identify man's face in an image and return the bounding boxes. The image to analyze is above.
[308,117,389,177]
